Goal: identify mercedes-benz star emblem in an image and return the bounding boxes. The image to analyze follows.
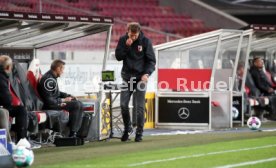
[178,107,190,119]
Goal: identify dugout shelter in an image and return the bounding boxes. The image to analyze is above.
[0,10,114,141]
[154,29,252,129]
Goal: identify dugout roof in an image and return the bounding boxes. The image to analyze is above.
[247,24,276,50]
[0,10,113,49]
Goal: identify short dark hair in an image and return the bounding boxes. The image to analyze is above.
[252,57,261,64]
[127,22,141,33]
[51,59,65,71]
[237,62,244,70]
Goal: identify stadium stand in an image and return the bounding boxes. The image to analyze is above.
[0,0,213,50]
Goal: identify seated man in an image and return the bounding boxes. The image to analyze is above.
[0,55,28,142]
[37,59,83,137]
[250,57,276,119]
[250,57,275,96]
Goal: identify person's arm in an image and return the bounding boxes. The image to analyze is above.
[0,79,12,109]
[60,91,71,98]
[143,38,156,76]
[115,36,130,61]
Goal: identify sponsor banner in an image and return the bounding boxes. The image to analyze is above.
[250,24,276,31]
[0,48,33,62]
[144,92,155,129]
[0,11,113,24]
[158,97,209,123]
[0,129,7,149]
[233,95,242,121]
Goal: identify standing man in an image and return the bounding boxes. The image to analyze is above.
[0,55,28,142]
[37,59,83,137]
[115,22,156,142]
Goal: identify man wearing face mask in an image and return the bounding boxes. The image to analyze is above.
[37,59,83,137]
[115,22,156,142]
[0,55,28,142]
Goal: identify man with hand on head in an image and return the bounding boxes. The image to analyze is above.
[115,22,156,142]
[38,59,83,137]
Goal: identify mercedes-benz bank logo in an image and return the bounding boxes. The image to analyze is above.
[178,107,190,119]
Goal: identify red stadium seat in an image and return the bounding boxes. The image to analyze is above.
[1,0,211,49]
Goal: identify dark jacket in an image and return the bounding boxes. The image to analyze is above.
[115,31,156,81]
[245,70,261,97]
[37,70,70,109]
[0,65,12,109]
[250,66,273,95]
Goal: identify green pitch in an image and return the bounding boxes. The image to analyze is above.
[33,129,276,168]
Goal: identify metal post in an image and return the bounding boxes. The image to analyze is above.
[99,26,112,140]
[166,35,169,42]
[39,0,43,13]
[102,26,112,71]
[231,32,244,91]
[240,31,253,94]
[210,32,222,91]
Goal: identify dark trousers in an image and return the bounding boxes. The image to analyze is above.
[120,80,146,134]
[8,106,28,142]
[268,95,276,115]
[62,100,83,133]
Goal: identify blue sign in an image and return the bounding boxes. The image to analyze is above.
[0,129,7,149]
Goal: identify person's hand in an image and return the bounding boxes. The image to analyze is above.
[141,74,149,82]
[60,103,66,107]
[126,38,133,46]
[64,97,73,102]
[71,96,77,100]
[268,88,274,93]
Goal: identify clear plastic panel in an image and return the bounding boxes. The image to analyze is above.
[38,31,108,96]
[213,36,241,91]
[158,36,218,69]
[233,35,250,92]
[158,36,219,92]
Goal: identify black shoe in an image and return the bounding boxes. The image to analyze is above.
[69,131,77,138]
[121,128,133,142]
[270,113,276,120]
[135,133,143,142]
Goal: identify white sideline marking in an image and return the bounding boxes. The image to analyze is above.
[150,130,207,136]
[214,157,276,168]
[128,144,276,167]
[262,129,276,132]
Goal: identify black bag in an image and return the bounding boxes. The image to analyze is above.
[77,113,93,138]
